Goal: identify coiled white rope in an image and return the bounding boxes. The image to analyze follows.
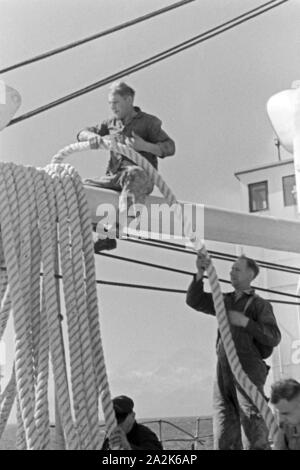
[67,166,119,446]
[0,160,118,449]
[52,136,279,442]
[0,163,40,449]
[0,366,16,439]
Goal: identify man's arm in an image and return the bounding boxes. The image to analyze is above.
[186,253,216,315]
[244,298,281,347]
[147,118,175,157]
[186,276,216,315]
[126,118,175,157]
[77,121,109,141]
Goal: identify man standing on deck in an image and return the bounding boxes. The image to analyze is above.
[186,254,281,450]
[77,81,175,252]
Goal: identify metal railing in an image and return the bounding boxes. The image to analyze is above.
[49,417,213,450]
[141,418,213,450]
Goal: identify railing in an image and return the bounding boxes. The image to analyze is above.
[140,418,213,450]
[50,417,213,450]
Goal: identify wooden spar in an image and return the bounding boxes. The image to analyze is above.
[84,184,300,254]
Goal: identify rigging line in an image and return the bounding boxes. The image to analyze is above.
[123,236,300,275]
[95,280,300,306]
[0,0,195,74]
[210,251,300,274]
[143,237,300,273]
[251,300,300,306]
[96,252,300,300]
[98,251,192,276]
[2,225,299,279]
[1,264,297,302]
[8,0,289,127]
[205,253,300,275]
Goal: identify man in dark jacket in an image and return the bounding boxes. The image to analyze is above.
[101,395,163,450]
[77,81,175,252]
[186,253,281,450]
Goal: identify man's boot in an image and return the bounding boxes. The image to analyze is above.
[92,223,118,253]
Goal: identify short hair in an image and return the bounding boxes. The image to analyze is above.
[238,255,260,279]
[109,81,135,98]
[270,379,300,404]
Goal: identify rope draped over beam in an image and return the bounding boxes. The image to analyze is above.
[52,136,279,442]
[0,162,119,449]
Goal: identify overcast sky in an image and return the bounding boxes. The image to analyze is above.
[0,0,299,421]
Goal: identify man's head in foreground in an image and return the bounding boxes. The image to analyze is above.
[270,379,300,426]
[113,395,136,434]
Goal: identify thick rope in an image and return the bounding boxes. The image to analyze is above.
[52,137,279,442]
[66,166,119,443]
[34,169,80,449]
[0,366,16,439]
[47,164,92,449]
[0,161,113,449]
[0,163,40,449]
[29,169,50,449]
[59,165,101,449]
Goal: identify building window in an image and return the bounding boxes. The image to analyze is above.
[248,181,269,212]
[282,175,296,206]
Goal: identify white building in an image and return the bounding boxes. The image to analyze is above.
[235,157,300,383]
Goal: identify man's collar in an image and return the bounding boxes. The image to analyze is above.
[121,106,142,125]
[233,288,255,301]
[130,106,142,120]
[113,107,142,127]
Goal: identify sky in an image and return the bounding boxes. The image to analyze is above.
[0,0,300,422]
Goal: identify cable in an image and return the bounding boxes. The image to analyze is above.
[124,235,300,275]
[2,242,300,300]
[0,0,195,74]
[97,252,300,300]
[98,251,192,276]
[95,280,300,306]
[8,0,289,127]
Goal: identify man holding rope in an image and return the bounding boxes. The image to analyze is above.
[186,254,281,450]
[77,81,175,252]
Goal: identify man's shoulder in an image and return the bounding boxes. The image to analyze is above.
[136,109,162,126]
[252,292,272,308]
[136,422,156,433]
[135,422,160,439]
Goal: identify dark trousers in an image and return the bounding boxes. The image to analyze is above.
[213,359,271,450]
[84,166,154,213]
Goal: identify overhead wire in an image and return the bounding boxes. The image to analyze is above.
[1,226,300,303]
[94,280,300,306]
[123,234,300,275]
[0,0,195,74]
[97,252,300,301]
[7,0,289,127]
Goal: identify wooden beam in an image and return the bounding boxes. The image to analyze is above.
[84,185,300,253]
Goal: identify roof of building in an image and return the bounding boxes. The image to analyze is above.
[235,158,294,179]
